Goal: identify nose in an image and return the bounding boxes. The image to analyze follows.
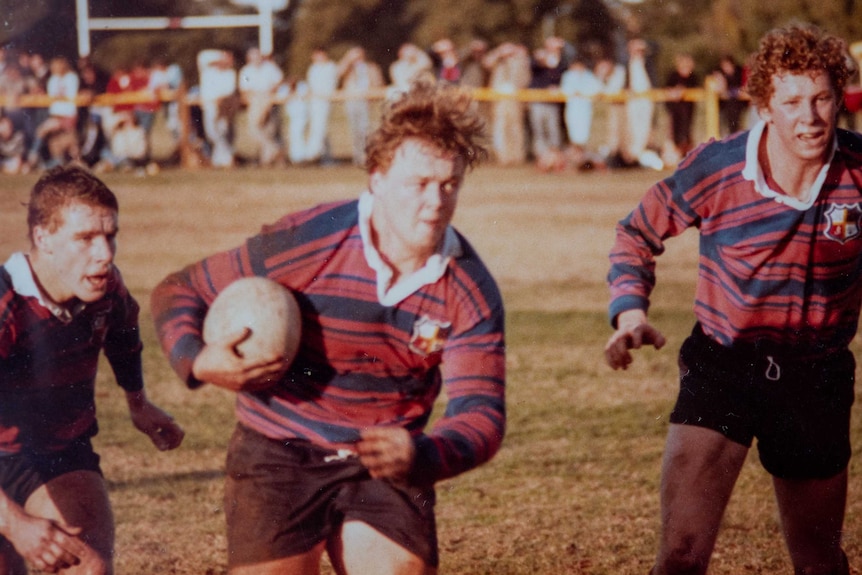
[803,98,824,124]
[92,235,115,263]
[424,182,444,209]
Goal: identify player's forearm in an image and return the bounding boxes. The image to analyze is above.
[150,270,208,386]
[413,419,505,483]
[124,389,149,412]
[413,396,506,483]
[0,489,26,538]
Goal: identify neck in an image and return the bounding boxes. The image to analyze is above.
[760,128,827,201]
[373,232,433,283]
[27,251,69,306]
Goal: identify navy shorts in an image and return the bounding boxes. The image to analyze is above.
[223,424,439,568]
[671,324,855,479]
[0,438,102,506]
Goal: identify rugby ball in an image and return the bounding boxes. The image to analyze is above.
[202,277,302,366]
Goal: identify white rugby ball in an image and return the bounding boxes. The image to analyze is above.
[202,276,302,366]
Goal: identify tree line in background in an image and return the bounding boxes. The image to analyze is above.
[3,0,862,86]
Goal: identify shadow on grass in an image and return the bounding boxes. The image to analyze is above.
[106,468,225,491]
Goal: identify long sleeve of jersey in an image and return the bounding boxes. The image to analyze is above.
[0,265,144,454]
[608,129,862,352]
[152,200,506,484]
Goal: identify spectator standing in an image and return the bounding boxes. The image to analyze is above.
[459,39,490,89]
[594,56,627,162]
[238,47,284,166]
[337,46,384,166]
[621,38,662,169]
[283,76,310,165]
[388,43,433,97]
[663,52,700,164]
[28,56,79,170]
[483,42,531,165]
[431,38,461,84]
[712,54,748,135]
[26,53,50,93]
[528,37,568,163]
[197,49,238,168]
[303,47,338,163]
[560,56,602,159]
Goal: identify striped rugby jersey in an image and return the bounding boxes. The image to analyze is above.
[609,124,862,355]
[0,253,144,455]
[151,197,506,483]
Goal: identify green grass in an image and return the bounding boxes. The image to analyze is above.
[0,164,859,574]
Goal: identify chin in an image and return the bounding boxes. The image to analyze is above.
[77,288,108,302]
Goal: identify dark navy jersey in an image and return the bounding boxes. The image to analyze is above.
[0,255,144,455]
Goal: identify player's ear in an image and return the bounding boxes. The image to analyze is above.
[32,225,53,255]
[369,170,383,194]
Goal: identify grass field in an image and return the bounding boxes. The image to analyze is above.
[1,163,860,575]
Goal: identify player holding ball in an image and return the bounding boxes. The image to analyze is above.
[151,81,505,575]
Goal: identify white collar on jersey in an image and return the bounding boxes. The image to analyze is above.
[3,252,84,323]
[742,119,836,210]
[358,191,462,307]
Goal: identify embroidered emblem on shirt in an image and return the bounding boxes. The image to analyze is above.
[409,315,452,356]
[823,203,862,244]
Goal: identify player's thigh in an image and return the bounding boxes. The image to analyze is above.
[773,469,848,570]
[658,424,748,555]
[228,542,326,575]
[24,470,114,571]
[331,521,436,575]
[0,537,26,575]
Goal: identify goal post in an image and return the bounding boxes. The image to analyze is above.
[75,0,288,57]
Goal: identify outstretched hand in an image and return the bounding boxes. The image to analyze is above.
[604,309,666,370]
[126,391,185,451]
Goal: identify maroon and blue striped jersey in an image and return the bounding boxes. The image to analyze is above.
[0,253,144,455]
[151,198,506,483]
[609,125,862,355]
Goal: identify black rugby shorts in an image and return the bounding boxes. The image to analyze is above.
[0,438,103,506]
[223,424,439,568]
[670,324,855,479]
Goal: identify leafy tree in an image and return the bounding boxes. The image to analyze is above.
[286,0,619,80]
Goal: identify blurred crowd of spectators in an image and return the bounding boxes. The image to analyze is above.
[0,36,757,175]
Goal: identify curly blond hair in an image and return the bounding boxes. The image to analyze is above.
[365,80,487,174]
[746,23,856,109]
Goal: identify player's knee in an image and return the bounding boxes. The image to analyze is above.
[657,545,709,575]
[793,549,850,575]
[68,549,112,575]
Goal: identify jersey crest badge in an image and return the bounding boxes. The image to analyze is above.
[823,203,862,244]
[409,315,452,356]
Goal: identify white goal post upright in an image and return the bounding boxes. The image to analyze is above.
[75,0,289,57]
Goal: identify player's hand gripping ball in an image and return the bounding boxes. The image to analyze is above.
[203,277,302,369]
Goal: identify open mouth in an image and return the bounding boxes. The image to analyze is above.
[85,273,109,291]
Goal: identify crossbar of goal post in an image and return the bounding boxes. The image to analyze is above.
[75,0,278,57]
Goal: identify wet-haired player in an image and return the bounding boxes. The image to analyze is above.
[0,165,184,574]
[152,81,505,575]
